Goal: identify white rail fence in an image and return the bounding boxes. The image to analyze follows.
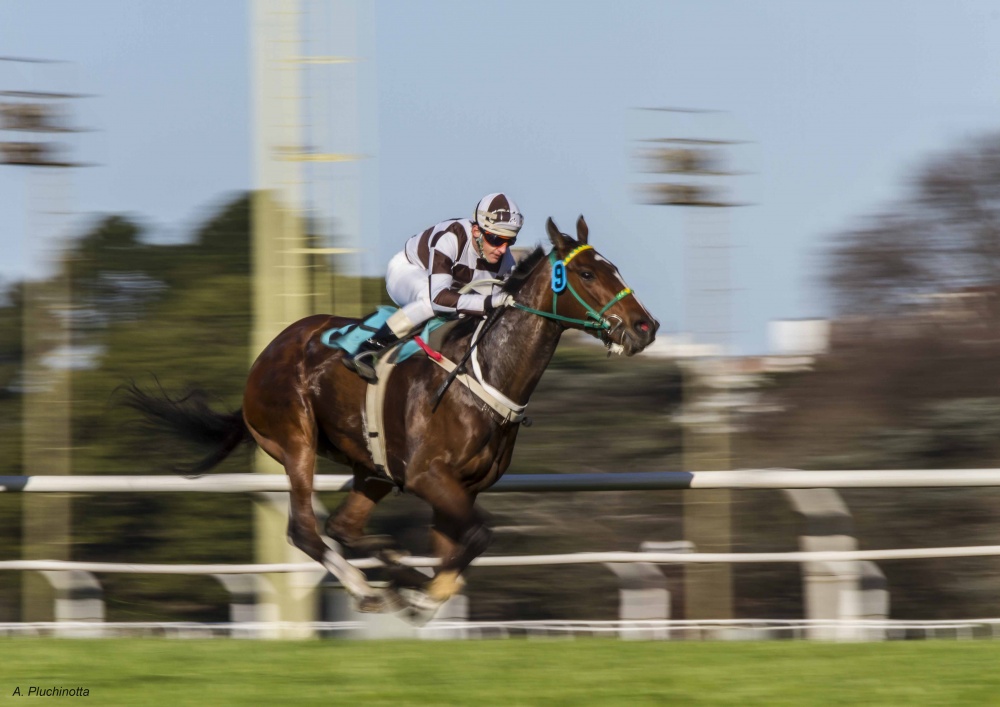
[7,468,1000,493]
[5,469,1000,640]
[6,543,1000,575]
[3,618,1000,641]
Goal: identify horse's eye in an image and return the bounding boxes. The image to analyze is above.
[580,271,595,281]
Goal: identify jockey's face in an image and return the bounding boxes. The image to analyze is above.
[474,225,513,264]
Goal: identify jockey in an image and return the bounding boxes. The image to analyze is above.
[343,192,524,382]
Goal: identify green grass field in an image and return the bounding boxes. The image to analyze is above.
[1,639,998,706]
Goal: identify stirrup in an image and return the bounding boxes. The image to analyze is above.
[343,349,379,382]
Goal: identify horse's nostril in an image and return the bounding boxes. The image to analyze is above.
[630,319,657,346]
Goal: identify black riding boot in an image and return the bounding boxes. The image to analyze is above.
[342,322,399,382]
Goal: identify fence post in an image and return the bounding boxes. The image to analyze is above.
[211,573,277,639]
[783,489,888,641]
[38,570,104,637]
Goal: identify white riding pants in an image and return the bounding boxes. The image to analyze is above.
[384,251,436,337]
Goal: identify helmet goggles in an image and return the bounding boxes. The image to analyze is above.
[481,229,517,247]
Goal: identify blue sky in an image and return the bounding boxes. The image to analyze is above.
[2,1,1000,354]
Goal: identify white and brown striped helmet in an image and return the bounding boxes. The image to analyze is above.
[473,192,524,239]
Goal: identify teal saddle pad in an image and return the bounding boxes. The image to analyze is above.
[320,306,452,363]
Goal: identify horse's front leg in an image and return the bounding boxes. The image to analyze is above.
[408,467,493,604]
[425,506,492,602]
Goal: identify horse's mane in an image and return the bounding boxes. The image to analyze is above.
[502,246,546,294]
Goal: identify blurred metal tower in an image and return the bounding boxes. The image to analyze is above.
[251,0,370,637]
[0,57,86,621]
[633,107,743,622]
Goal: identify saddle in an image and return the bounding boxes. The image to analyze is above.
[320,306,454,364]
[321,308,527,479]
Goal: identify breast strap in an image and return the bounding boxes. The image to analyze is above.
[362,333,526,477]
[427,352,527,425]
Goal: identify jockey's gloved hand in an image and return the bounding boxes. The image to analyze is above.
[485,291,515,313]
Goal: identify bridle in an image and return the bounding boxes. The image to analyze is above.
[511,245,635,347]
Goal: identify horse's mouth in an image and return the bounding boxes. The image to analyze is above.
[596,314,657,356]
[620,334,646,356]
[603,330,649,357]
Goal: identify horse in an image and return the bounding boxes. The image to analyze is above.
[125,216,658,619]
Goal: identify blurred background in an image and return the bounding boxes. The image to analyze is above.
[3,0,1000,636]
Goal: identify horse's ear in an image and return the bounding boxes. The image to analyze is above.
[576,215,589,245]
[547,217,571,257]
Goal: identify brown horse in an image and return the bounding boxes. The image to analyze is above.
[125,216,658,619]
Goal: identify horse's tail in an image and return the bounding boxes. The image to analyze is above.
[119,380,256,476]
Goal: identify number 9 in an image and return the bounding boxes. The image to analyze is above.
[551,262,567,293]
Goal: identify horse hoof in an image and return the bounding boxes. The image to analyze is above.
[352,588,407,614]
[425,570,465,603]
[354,593,393,614]
[401,607,438,627]
[396,588,444,626]
[322,549,372,598]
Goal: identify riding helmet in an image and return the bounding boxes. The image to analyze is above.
[474,193,524,239]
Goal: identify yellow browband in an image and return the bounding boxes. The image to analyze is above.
[562,244,593,265]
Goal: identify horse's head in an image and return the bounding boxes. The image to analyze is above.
[513,216,658,356]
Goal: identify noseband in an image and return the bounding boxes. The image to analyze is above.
[512,246,634,339]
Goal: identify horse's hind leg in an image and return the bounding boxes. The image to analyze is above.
[325,465,396,554]
[249,423,376,602]
[325,468,430,591]
[284,449,384,602]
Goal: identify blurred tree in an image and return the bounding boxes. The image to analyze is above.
[716,130,1000,621]
[826,132,1000,319]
